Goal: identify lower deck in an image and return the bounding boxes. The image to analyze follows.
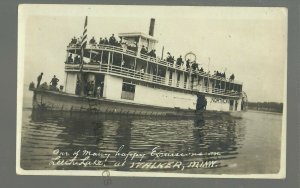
[64,72,244,112]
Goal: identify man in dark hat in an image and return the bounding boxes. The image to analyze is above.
[109,34,116,45]
[140,45,147,55]
[50,75,59,88]
[67,54,73,63]
[176,55,183,67]
[89,36,96,45]
[37,72,43,88]
[104,37,109,45]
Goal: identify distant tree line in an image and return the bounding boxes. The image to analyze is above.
[247,102,283,113]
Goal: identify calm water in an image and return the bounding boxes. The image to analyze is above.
[20,99,282,174]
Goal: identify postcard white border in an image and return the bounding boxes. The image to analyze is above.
[16,4,287,179]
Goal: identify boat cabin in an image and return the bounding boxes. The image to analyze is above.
[118,32,158,56]
[63,18,245,112]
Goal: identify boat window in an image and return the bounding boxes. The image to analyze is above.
[121,82,135,100]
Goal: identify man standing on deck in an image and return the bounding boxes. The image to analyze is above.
[36,72,43,88]
[96,85,101,98]
[50,75,59,89]
[109,34,116,45]
[204,98,207,110]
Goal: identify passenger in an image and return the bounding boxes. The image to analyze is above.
[140,45,147,55]
[121,59,125,67]
[167,53,175,66]
[109,34,116,45]
[96,85,101,98]
[50,75,59,89]
[203,98,207,110]
[191,61,197,71]
[70,37,77,44]
[116,40,122,47]
[99,37,104,44]
[148,49,156,58]
[74,55,80,64]
[67,54,73,63]
[176,55,183,66]
[230,74,235,81]
[140,66,145,79]
[88,81,95,96]
[200,67,204,72]
[100,82,104,96]
[152,50,157,58]
[186,59,190,70]
[74,37,77,44]
[104,37,109,45]
[119,39,124,46]
[77,37,82,44]
[36,72,43,88]
[89,36,96,45]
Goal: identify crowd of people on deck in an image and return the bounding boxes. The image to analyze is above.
[67,54,82,64]
[214,71,226,78]
[67,35,236,82]
[140,45,157,58]
[34,73,62,91]
[213,71,235,81]
[69,34,124,48]
[165,52,205,73]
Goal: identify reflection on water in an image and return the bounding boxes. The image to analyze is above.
[21,108,282,174]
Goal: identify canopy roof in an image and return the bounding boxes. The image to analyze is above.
[118,32,158,42]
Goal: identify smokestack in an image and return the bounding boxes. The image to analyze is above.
[149,18,155,36]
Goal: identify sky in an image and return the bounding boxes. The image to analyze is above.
[19,5,287,103]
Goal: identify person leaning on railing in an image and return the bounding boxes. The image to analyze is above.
[50,75,59,91]
[89,36,97,46]
[67,54,73,64]
[109,34,116,46]
[140,66,145,79]
[176,55,183,67]
[99,37,104,44]
[186,59,191,70]
[148,49,156,58]
[103,37,109,45]
[68,36,77,47]
[166,52,175,66]
[74,55,81,64]
[140,45,147,55]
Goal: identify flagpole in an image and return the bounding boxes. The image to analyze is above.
[79,16,88,96]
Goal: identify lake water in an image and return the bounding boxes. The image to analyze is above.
[20,97,283,174]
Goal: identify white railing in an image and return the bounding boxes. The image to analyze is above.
[65,63,241,98]
[168,79,172,86]
[67,43,242,85]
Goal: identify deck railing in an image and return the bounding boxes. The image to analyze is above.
[65,63,241,98]
[67,44,242,85]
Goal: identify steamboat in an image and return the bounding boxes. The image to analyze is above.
[29,17,248,117]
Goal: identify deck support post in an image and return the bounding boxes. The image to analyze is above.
[107,52,111,72]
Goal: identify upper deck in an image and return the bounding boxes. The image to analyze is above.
[65,43,242,98]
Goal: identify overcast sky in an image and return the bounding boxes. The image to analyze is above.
[19,5,287,103]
